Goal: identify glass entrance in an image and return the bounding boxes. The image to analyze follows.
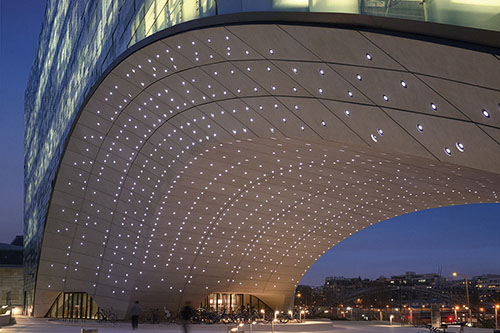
[201,293,272,313]
[45,292,99,319]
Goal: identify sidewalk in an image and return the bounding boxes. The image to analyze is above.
[0,317,496,333]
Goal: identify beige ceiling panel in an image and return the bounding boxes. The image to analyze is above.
[417,75,500,128]
[277,96,366,145]
[179,67,235,101]
[167,73,223,104]
[195,103,247,140]
[42,217,77,238]
[122,100,165,129]
[77,111,112,134]
[63,277,98,293]
[361,31,500,90]
[92,84,128,111]
[111,59,147,88]
[281,25,404,70]
[154,37,196,74]
[190,26,264,61]
[57,164,90,185]
[479,125,500,144]
[162,32,225,66]
[140,40,183,73]
[122,58,157,87]
[107,124,144,151]
[228,25,319,61]
[126,50,169,80]
[322,100,434,159]
[234,60,311,97]
[387,109,500,174]
[201,62,267,98]
[272,60,371,104]
[243,96,321,140]
[331,64,469,120]
[84,97,121,124]
[213,99,273,138]
[72,124,104,147]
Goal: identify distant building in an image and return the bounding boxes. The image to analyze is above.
[475,274,500,305]
[476,274,500,291]
[0,236,24,310]
[390,272,445,287]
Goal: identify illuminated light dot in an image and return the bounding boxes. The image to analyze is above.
[321,120,326,126]
[377,128,383,136]
[456,142,464,152]
[348,91,353,97]
[431,103,438,111]
[371,134,378,142]
[383,95,389,101]
[444,147,452,156]
[269,49,274,55]
[416,124,424,132]
[344,110,350,117]
[482,109,490,118]
[401,80,407,88]
[356,74,362,81]
[366,53,372,60]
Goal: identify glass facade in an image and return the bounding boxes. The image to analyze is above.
[46,292,99,319]
[25,0,500,316]
[201,293,273,313]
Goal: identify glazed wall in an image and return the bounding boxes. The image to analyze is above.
[24,0,216,314]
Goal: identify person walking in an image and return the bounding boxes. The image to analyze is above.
[164,306,171,322]
[180,301,195,333]
[130,300,141,330]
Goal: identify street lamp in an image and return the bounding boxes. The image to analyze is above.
[452,272,471,324]
[454,306,459,321]
[495,304,499,330]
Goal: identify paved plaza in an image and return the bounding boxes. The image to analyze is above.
[1,317,496,332]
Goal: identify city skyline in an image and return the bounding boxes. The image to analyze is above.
[1,0,499,298]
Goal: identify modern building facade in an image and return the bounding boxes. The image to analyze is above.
[25,0,500,319]
[0,236,24,313]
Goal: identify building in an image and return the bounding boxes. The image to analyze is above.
[390,272,445,287]
[477,274,500,292]
[476,274,500,307]
[0,236,24,314]
[25,0,500,319]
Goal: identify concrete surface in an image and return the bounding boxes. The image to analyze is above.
[0,317,496,332]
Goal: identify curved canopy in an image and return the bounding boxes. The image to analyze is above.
[34,21,500,318]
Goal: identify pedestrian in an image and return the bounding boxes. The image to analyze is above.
[164,306,171,322]
[130,300,141,330]
[180,301,195,333]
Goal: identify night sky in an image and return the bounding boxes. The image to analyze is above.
[1,2,499,287]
